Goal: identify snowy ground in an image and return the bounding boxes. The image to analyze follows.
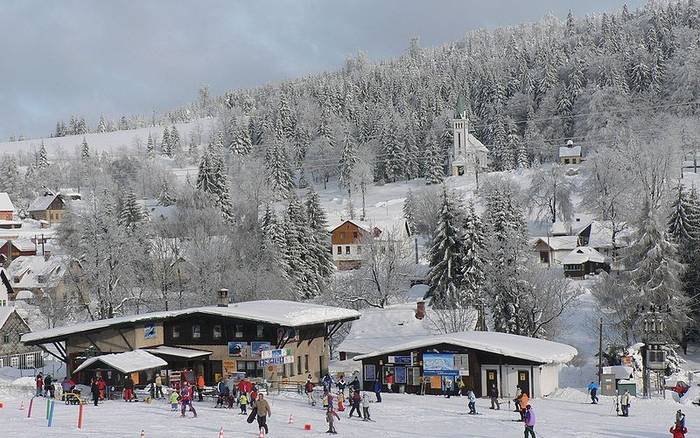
[0,382,693,438]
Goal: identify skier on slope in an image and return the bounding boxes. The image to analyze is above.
[587,381,599,404]
[670,423,688,438]
[467,389,478,414]
[523,404,536,438]
[619,390,630,417]
[179,382,197,418]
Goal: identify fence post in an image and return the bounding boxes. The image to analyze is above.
[77,401,84,429]
[46,398,50,419]
[27,397,34,418]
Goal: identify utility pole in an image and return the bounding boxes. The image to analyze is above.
[598,317,603,385]
[414,238,419,265]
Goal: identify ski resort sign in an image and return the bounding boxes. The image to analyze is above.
[422,353,459,377]
[259,348,294,366]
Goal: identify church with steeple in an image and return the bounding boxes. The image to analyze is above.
[449,95,488,176]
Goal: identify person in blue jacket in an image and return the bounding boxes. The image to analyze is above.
[373,379,382,403]
[587,381,599,404]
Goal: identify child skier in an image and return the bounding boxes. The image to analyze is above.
[179,382,197,418]
[670,424,688,438]
[169,389,180,411]
[361,392,371,421]
[467,389,478,415]
[524,404,536,438]
[349,390,362,418]
[337,391,345,412]
[326,406,340,434]
[239,393,248,415]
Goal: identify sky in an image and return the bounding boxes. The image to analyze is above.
[0,0,644,141]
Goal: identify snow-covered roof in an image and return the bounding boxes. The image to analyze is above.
[550,222,572,236]
[13,290,34,300]
[143,346,211,359]
[0,239,36,253]
[337,302,477,355]
[23,300,360,344]
[561,247,606,265]
[27,194,61,212]
[577,221,632,249]
[6,255,70,290]
[532,236,579,251]
[559,145,582,158]
[467,133,489,153]
[0,306,29,330]
[327,220,376,233]
[353,331,577,365]
[73,350,168,374]
[0,193,15,212]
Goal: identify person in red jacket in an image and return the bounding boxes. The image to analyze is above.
[670,424,688,438]
[35,373,44,397]
[97,377,107,400]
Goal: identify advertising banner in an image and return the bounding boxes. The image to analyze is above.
[422,353,459,377]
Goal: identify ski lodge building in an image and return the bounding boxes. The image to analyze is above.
[353,331,576,400]
[328,220,382,270]
[21,291,359,389]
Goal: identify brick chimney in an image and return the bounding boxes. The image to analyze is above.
[217,288,229,307]
[415,301,425,320]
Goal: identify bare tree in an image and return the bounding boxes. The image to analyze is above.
[527,164,574,224]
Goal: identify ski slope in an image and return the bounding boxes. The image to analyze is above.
[0,381,693,438]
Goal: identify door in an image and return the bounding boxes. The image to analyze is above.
[518,370,531,396]
[486,369,498,395]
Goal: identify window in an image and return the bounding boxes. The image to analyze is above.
[172,326,180,339]
[26,354,34,367]
[352,232,358,239]
[297,356,302,375]
[345,246,350,254]
[564,158,570,164]
[539,252,549,263]
[407,367,421,386]
[3,334,10,343]
[357,245,362,254]
[10,356,19,367]
[364,364,376,381]
[304,354,309,373]
[234,325,244,338]
[237,360,262,378]
[256,324,264,338]
[213,325,222,340]
[336,246,342,255]
[192,324,201,339]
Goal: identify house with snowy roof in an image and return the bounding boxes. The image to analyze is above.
[562,246,610,278]
[6,254,71,301]
[576,220,631,258]
[450,95,488,177]
[532,235,579,265]
[329,220,382,270]
[0,283,43,368]
[559,140,583,165]
[27,192,65,224]
[0,239,37,261]
[22,290,360,389]
[0,193,15,221]
[353,331,576,399]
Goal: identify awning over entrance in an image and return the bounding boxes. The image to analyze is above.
[143,346,212,359]
[73,350,167,374]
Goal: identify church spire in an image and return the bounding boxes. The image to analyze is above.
[454,94,467,119]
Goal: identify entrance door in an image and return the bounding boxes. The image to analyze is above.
[518,370,531,396]
[486,369,498,394]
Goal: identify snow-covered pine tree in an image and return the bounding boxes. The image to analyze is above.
[37,142,49,169]
[626,200,688,340]
[424,131,444,185]
[146,133,155,158]
[97,115,107,133]
[119,189,144,232]
[425,186,465,308]
[265,141,294,197]
[304,188,335,280]
[338,132,358,191]
[231,124,252,156]
[382,117,405,182]
[161,126,172,157]
[157,180,175,206]
[403,189,417,234]
[0,156,21,200]
[170,125,181,154]
[81,138,90,161]
[461,201,487,329]
[196,145,234,222]
[283,196,319,299]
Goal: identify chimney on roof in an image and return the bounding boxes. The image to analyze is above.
[217,288,229,307]
[415,301,426,320]
[566,139,574,148]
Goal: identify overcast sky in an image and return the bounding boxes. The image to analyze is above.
[0,0,643,140]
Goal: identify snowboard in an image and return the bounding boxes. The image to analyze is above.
[246,407,258,424]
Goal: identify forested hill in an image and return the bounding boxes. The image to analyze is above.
[202,0,699,189]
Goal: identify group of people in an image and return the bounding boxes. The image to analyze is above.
[587,381,632,417]
[304,373,377,434]
[34,372,56,398]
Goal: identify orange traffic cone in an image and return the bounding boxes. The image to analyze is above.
[288,414,294,424]
[19,401,24,410]
[218,427,224,438]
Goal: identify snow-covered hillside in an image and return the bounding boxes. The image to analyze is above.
[0,118,215,159]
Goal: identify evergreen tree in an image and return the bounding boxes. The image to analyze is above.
[283,196,320,298]
[157,180,175,206]
[403,189,417,234]
[461,201,487,329]
[338,133,358,190]
[37,142,49,169]
[230,124,252,156]
[383,118,404,182]
[0,156,21,200]
[97,115,107,133]
[424,133,444,185]
[265,142,294,197]
[170,125,181,154]
[196,145,234,222]
[119,190,144,232]
[80,137,90,161]
[146,133,155,158]
[304,188,335,280]
[161,127,172,157]
[425,187,465,308]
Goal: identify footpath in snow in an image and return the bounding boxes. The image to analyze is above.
[0,381,692,438]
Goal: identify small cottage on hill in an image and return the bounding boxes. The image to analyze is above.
[0,193,15,221]
[28,193,65,224]
[328,220,382,270]
[559,140,582,165]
